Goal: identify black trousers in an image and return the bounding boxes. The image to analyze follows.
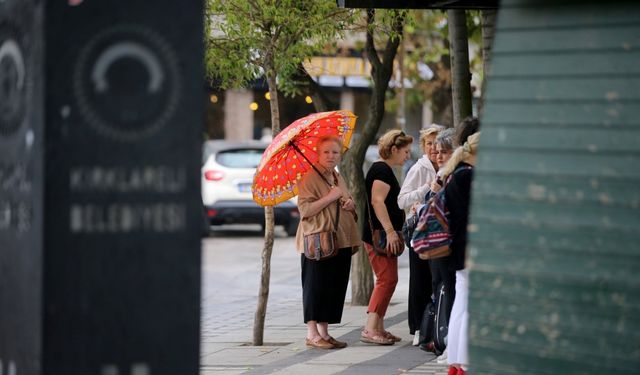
[408,247,433,334]
[429,256,456,321]
[301,248,352,324]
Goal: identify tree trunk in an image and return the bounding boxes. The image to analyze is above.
[447,9,472,128]
[481,10,497,82]
[253,65,280,346]
[478,9,497,116]
[396,34,406,131]
[426,58,453,127]
[341,144,373,305]
[343,8,404,306]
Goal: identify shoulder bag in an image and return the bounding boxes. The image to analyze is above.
[365,191,404,257]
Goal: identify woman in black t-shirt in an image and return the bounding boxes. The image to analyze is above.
[361,129,413,346]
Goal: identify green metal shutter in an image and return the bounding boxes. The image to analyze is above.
[469,1,640,374]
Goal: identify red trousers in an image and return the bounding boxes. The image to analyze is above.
[365,242,398,317]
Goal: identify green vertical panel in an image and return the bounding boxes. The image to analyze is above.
[469,1,640,374]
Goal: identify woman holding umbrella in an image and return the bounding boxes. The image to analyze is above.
[362,129,414,345]
[295,135,361,349]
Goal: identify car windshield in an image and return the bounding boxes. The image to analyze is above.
[216,148,264,168]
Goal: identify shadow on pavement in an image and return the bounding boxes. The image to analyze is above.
[206,224,290,238]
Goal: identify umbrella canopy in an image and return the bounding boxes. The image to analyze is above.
[252,110,356,206]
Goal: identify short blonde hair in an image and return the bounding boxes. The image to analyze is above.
[419,124,445,151]
[317,135,343,150]
[377,129,413,159]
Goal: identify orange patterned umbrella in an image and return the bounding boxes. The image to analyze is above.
[252,110,356,206]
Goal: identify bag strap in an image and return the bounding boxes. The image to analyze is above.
[364,189,375,235]
[444,164,473,185]
[364,163,383,235]
[332,172,340,231]
[306,159,340,232]
[364,166,404,236]
[316,170,340,232]
[365,179,405,236]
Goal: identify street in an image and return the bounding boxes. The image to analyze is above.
[201,224,301,328]
[201,224,412,335]
[198,225,448,375]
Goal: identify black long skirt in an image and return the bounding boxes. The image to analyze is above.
[301,247,352,324]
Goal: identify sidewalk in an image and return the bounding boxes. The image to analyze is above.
[200,283,449,375]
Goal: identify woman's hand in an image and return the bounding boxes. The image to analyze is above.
[326,186,343,202]
[340,197,355,212]
[430,180,442,193]
[385,230,404,255]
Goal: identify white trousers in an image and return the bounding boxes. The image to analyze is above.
[447,269,469,366]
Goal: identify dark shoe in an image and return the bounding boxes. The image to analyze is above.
[326,336,347,348]
[305,337,334,349]
[419,341,436,353]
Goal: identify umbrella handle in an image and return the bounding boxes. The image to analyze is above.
[289,141,333,188]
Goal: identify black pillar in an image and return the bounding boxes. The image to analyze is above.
[0,0,44,374]
[1,0,203,374]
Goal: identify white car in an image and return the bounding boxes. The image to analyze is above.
[201,140,300,236]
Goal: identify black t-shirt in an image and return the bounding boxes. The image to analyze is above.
[363,161,405,245]
[445,162,474,271]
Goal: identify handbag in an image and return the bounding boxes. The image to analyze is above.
[401,213,418,248]
[418,300,436,353]
[303,227,339,261]
[411,190,452,260]
[303,171,341,261]
[402,190,431,249]
[411,165,472,260]
[432,282,450,354]
[371,228,405,257]
[365,191,404,257]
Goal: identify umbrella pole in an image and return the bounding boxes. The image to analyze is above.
[289,141,334,187]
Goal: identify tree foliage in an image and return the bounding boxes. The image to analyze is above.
[205,0,353,97]
[384,10,483,126]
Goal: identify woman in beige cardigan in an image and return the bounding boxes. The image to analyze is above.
[295,136,360,349]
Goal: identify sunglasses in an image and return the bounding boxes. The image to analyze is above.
[392,131,406,146]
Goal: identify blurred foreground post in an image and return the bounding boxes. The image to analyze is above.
[0,1,203,374]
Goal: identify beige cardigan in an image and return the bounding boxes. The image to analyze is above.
[295,168,361,253]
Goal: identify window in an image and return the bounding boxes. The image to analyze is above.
[215,148,265,168]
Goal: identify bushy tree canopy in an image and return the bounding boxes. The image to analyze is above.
[205,0,353,96]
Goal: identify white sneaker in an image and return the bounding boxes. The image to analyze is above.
[436,348,448,363]
[412,331,420,346]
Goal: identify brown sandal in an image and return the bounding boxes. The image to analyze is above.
[383,330,402,342]
[305,336,334,349]
[360,329,394,345]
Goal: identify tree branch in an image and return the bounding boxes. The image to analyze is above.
[294,64,335,112]
[365,9,382,72]
[382,10,404,69]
